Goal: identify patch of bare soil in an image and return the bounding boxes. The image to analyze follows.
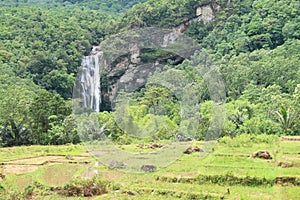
[281,155,300,161]
[275,176,298,186]
[45,153,91,157]
[2,164,39,174]
[1,154,91,175]
[161,172,197,179]
[4,155,63,165]
[278,161,300,168]
[14,176,34,190]
[82,168,98,178]
[99,170,123,181]
[282,136,300,141]
[249,193,273,199]
[136,143,165,149]
[49,156,90,164]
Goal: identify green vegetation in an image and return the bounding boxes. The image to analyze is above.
[0,144,86,161]
[1,0,299,147]
[0,135,299,199]
[0,0,299,198]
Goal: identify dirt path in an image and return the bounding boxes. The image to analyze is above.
[1,154,91,175]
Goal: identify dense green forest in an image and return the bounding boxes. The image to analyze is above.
[0,0,299,147]
[0,0,148,12]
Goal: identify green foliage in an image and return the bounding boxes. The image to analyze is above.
[158,173,275,187]
[0,120,31,147]
[272,86,300,135]
[275,105,296,134]
[47,115,81,145]
[239,84,300,135]
[219,133,278,147]
[139,85,180,123]
[116,0,202,29]
[1,0,300,147]
[0,84,37,126]
[28,90,72,144]
[239,116,280,135]
[0,5,110,99]
[69,0,149,13]
[226,100,254,131]
[186,0,300,56]
[220,40,300,98]
[115,133,133,145]
[0,136,299,199]
[197,101,212,139]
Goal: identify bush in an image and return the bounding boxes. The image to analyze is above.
[254,134,279,144]
[62,177,110,197]
[218,133,279,147]
[158,174,274,187]
[218,134,254,147]
[238,117,281,135]
[116,134,133,145]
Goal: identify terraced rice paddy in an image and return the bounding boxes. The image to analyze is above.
[0,135,299,199]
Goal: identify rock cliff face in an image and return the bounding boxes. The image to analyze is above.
[99,40,178,111]
[176,1,221,33]
[196,4,216,24]
[81,1,221,111]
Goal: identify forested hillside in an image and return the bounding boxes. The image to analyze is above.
[0,0,299,147]
[0,0,148,12]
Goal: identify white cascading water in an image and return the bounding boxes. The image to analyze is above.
[80,46,102,112]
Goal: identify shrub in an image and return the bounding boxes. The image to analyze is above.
[62,177,110,197]
[218,134,254,147]
[116,134,133,145]
[254,133,279,144]
[157,174,274,187]
[218,133,279,147]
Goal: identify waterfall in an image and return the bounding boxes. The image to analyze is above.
[80,46,102,112]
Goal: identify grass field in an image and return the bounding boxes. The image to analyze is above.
[0,134,299,199]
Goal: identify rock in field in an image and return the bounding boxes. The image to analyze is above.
[109,160,126,169]
[183,146,204,154]
[252,150,272,159]
[0,173,5,179]
[141,164,156,172]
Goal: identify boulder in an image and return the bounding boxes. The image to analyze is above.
[137,143,164,149]
[141,164,156,172]
[252,150,272,159]
[122,191,135,196]
[150,143,164,149]
[109,160,126,169]
[183,146,204,154]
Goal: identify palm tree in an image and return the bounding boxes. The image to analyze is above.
[0,120,30,147]
[275,105,296,134]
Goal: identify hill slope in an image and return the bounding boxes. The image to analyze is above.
[0,0,299,146]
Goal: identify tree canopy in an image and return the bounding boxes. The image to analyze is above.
[0,0,299,146]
